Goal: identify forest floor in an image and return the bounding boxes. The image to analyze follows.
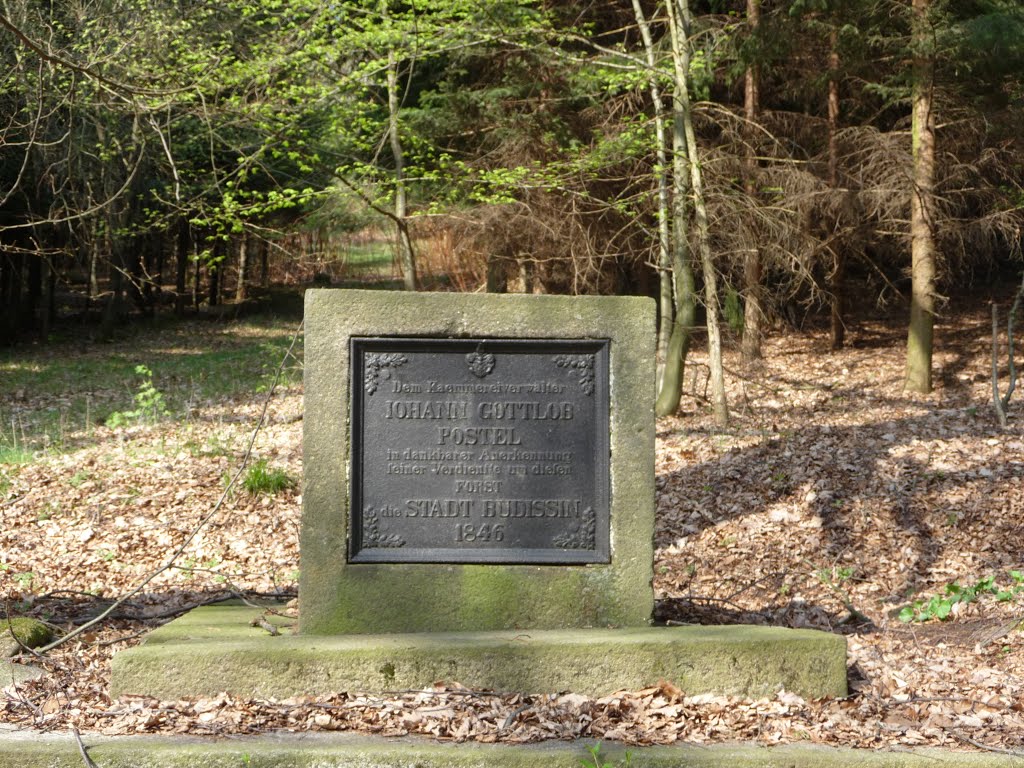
[1,299,1023,754]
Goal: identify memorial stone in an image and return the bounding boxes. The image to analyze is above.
[300,289,656,634]
[110,288,849,702]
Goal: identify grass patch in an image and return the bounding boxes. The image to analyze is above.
[242,459,295,495]
[0,313,303,456]
[336,242,394,275]
[0,445,33,465]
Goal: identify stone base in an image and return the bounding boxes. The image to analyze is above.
[110,602,847,700]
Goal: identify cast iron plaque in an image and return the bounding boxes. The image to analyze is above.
[350,338,610,564]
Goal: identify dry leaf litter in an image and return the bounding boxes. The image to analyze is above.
[1,309,1023,754]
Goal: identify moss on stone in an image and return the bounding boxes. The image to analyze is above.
[1,617,52,656]
[111,602,847,700]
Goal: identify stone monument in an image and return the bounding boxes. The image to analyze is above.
[300,289,656,634]
[110,289,847,702]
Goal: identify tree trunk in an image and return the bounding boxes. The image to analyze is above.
[669,0,729,426]
[741,0,763,363]
[2,252,25,344]
[655,3,697,418]
[520,259,536,294]
[26,248,41,333]
[828,29,846,351]
[384,0,418,292]
[631,0,673,383]
[88,241,99,312]
[40,257,54,340]
[208,241,222,307]
[101,239,125,342]
[154,231,165,301]
[236,233,248,302]
[175,218,189,317]
[193,249,202,310]
[486,255,508,293]
[260,238,270,287]
[656,146,697,418]
[906,0,936,394]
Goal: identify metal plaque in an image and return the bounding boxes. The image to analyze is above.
[350,338,610,564]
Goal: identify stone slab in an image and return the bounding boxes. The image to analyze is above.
[2,732,1022,768]
[110,602,847,700]
[301,289,656,634]
[1,659,43,685]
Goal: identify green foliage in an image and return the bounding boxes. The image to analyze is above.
[899,573,1024,622]
[11,571,36,593]
[68,471,91,488]
[817,566,854,587]
[581,742,632,768]
[243,459,295,496]
[105,366,170,427]
[724,286,745,335]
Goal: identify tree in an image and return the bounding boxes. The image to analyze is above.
[741,0,764,363]
[904,0,937,394]
[669,0,728,426]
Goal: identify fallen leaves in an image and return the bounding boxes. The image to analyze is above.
[3,307,1024,754]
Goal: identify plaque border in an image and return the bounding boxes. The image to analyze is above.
[348,337,611,565]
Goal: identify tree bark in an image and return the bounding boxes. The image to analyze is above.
[741,0,763,363]
[26,246,41,332]
[828,28,846,351]
[823,28,847,350]
[193,248,202,310]
[655,3,697,418]
[905,0,937,394]
[631,0,673,383]
[236,233,248,302]
[208,240,222,307]
[40,257,54,340]
[175,218,189,317]
[669,0,729,426]
[259,239,270,287]
[88,241,98,312]
[2,252,25,344]
[383,0,418,292]
[101,237,125,341]
[486,255,508,293]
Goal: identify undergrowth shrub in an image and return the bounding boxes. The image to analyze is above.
[105,365,169,427]
[899,572,1024,622]
[243,459,295,495]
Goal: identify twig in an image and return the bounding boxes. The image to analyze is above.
[249,615,280,636]
[950,730,1024,757]
[377,688,512,699]
[72,727,100,768]
[96,628,152,647]
[499,703,531,732]
[112,593,235,622]
[36,320,303,654]
[668,595,753,613]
